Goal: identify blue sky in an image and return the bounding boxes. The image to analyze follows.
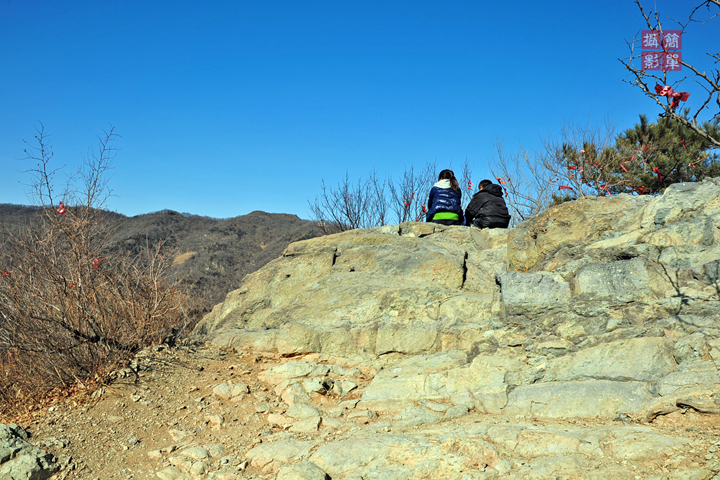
[2,0,718,219]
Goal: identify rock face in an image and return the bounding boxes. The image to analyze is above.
[0,424,57,480]
[192,178,720,478]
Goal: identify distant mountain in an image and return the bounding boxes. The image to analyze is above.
[0,204,323,314]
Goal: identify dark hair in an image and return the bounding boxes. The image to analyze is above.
[438,169,461,193]
[478,179,493,190]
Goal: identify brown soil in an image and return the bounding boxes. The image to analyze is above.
[21,345,321,480]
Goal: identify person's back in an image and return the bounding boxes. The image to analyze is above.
[426,169,464,226]
[465,180,511,229]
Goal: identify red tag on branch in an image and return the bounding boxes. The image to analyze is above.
[655,84,690,109]
[599,184,613,197]
[57,201,67,215]
[653,167,663,183]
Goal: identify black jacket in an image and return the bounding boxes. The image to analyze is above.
[465,184,510,225]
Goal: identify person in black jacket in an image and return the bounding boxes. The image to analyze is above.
[465,179,511,229]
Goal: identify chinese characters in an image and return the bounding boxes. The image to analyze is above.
[640,30,682,71]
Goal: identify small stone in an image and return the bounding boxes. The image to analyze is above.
[444,404,472,419]
[339,399,360,409]
[147,450,163,459]
[180,446,210,460]
[282,390,312,406]
[205,414,224,426]
[347,410,376,420]
[128,437,140,446]
[321,416,343,429]
[276,461,329,480]
[302,377,327,394]
[268,413,291,425]
[287,403,322,420]
[347,411,377,424]
[168,429,188,442]
[170,456,194,471]
[190,461,207,475]
[156,466,188,480]
[289,416,321,433]
[255,402,274,413]
[206,444,226,458]
[325,406,345,418]
[340,381,358,395]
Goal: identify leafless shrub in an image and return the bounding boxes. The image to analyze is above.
[0,125,189,416]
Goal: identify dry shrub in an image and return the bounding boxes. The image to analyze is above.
[0,125,191,417]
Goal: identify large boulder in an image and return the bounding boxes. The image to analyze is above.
[193,223,509,357]
[193,177,720,421]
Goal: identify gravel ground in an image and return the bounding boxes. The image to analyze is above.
[10,344,720,480]
[24,345,325,480]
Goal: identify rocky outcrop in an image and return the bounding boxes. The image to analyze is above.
[191,177,720,478]
[0,423,57,480]
[193,222,507,358]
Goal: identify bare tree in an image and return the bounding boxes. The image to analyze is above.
[490,141,556,227]
[309,158,481,230]
[309,161,439,231]
[387,161,437,223]
[309,171,384,233]
[456,157,475,211]
[537,120,623,198]
[489,120,620,226]
[620,0,720,147]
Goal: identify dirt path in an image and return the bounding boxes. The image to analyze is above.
[27,346,292,479]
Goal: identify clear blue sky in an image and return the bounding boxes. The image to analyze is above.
[2,0,718,219]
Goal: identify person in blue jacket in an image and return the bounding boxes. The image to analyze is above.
[425,169,464,225]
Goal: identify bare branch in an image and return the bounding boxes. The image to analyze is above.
[621,1,719,147]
